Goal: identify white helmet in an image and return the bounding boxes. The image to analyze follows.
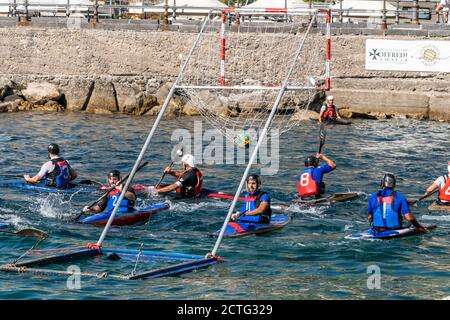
[326,95,334,101]
[448,161,450,173]
[181,154,195,168]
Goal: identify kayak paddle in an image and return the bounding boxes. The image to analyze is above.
[0,173,25,178]
[410,188,440,206]
[71,161,149,222]
[155,148,184,188]
[318,122,326,154]
[0,227,48,239]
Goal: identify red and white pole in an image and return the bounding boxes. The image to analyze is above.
[325,9,331,90]
[220,11,227,86]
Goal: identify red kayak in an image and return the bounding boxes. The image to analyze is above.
[102,185,245,201]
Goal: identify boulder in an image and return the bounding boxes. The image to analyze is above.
[40,101,63,112]
[0,78,14,100]
[63,79,94,111]
[86,78,118,113]
[182,101,200,116]
[22,82,62,105]
[154,82,171,105]
[291,109,320,121]
[3,94,24,103]
[429,95,450,122]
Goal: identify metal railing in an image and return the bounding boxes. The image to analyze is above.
[1,1,448,28]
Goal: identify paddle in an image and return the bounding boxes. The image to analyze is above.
[155,148,184,188]
[0,227,48,239]
[78,179,103,186]
[71,161,149,222]
[410,188,440,206]
[318,122,326,154]
[0,173,24,178]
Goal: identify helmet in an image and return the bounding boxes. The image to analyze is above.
[447,161,450,173]
[181,154,195,167]
[326,95,334,101]
[47,143,60,155]
[108,170,121,179]
[305,156,318,168]
[380,173,396,189]
[246,174,261,190]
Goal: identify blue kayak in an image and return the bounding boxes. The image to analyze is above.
[81,202,170,226]
[0,180,100,194]
[212,215,291,238]
[345,223,437,240]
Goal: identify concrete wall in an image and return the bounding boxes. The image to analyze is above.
[0,20,449,120]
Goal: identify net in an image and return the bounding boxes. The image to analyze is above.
[176,8,331,144]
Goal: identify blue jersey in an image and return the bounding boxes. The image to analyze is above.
[302,164,334,184]
[238,191,271,223]
[368,189,410,228]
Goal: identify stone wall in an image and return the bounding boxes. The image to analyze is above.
[0,24,449,121]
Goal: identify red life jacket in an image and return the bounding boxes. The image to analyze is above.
[322,105,337,121]
[439,175,450,202]
[176,167,203,198]
[297,169,319,197]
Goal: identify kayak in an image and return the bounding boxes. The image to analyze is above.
[345,223,436,240]
[325,118,352,125]
[211,215,291,238]
[294,192,360,205]
[427,202,450,213]
[131,185,245,201]
[0,180,100,194]
[80,202,170,226]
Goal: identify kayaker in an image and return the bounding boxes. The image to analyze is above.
[82,170,136,214]
[156,154,203,198]
[23,143,77,188]
[423,161,450,206]
[368,173,426,232]
[231,174,272,224]
[297,153,336,199]
[318,95,343,124]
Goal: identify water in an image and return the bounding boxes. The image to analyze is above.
[0,112,449,300]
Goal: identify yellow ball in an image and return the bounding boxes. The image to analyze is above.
[235,132,251,149]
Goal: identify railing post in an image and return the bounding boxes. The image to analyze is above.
[381,0,387,31]
[395,0,400,24]
[93,0,99,27]
[163,0,169,28]
[412,0,419,24]
[339,0,343,23]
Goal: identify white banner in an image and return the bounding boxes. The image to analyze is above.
[366,39,450,72]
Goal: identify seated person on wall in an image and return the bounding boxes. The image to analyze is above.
[83,170,136,214]
[423,161,450,206]
[297,153,336,200]
[231,174,272,224]
[156,154,203,199]
[435,0,450,23]
[318,95,343,124]
[24,143,77,189]
[368,173,426,232]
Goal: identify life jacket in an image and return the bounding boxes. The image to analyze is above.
[106,189,134,213]
[297,168,319,198]
[438,174,450,202]
[322,105,337,121]
[372,190,402,229]
[239,191,272,224]
[176,167,203,198]
[45,157,71,188]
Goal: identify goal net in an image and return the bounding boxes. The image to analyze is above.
[176,8,331,144]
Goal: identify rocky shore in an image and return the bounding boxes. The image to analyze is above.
[0,25,449,121]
